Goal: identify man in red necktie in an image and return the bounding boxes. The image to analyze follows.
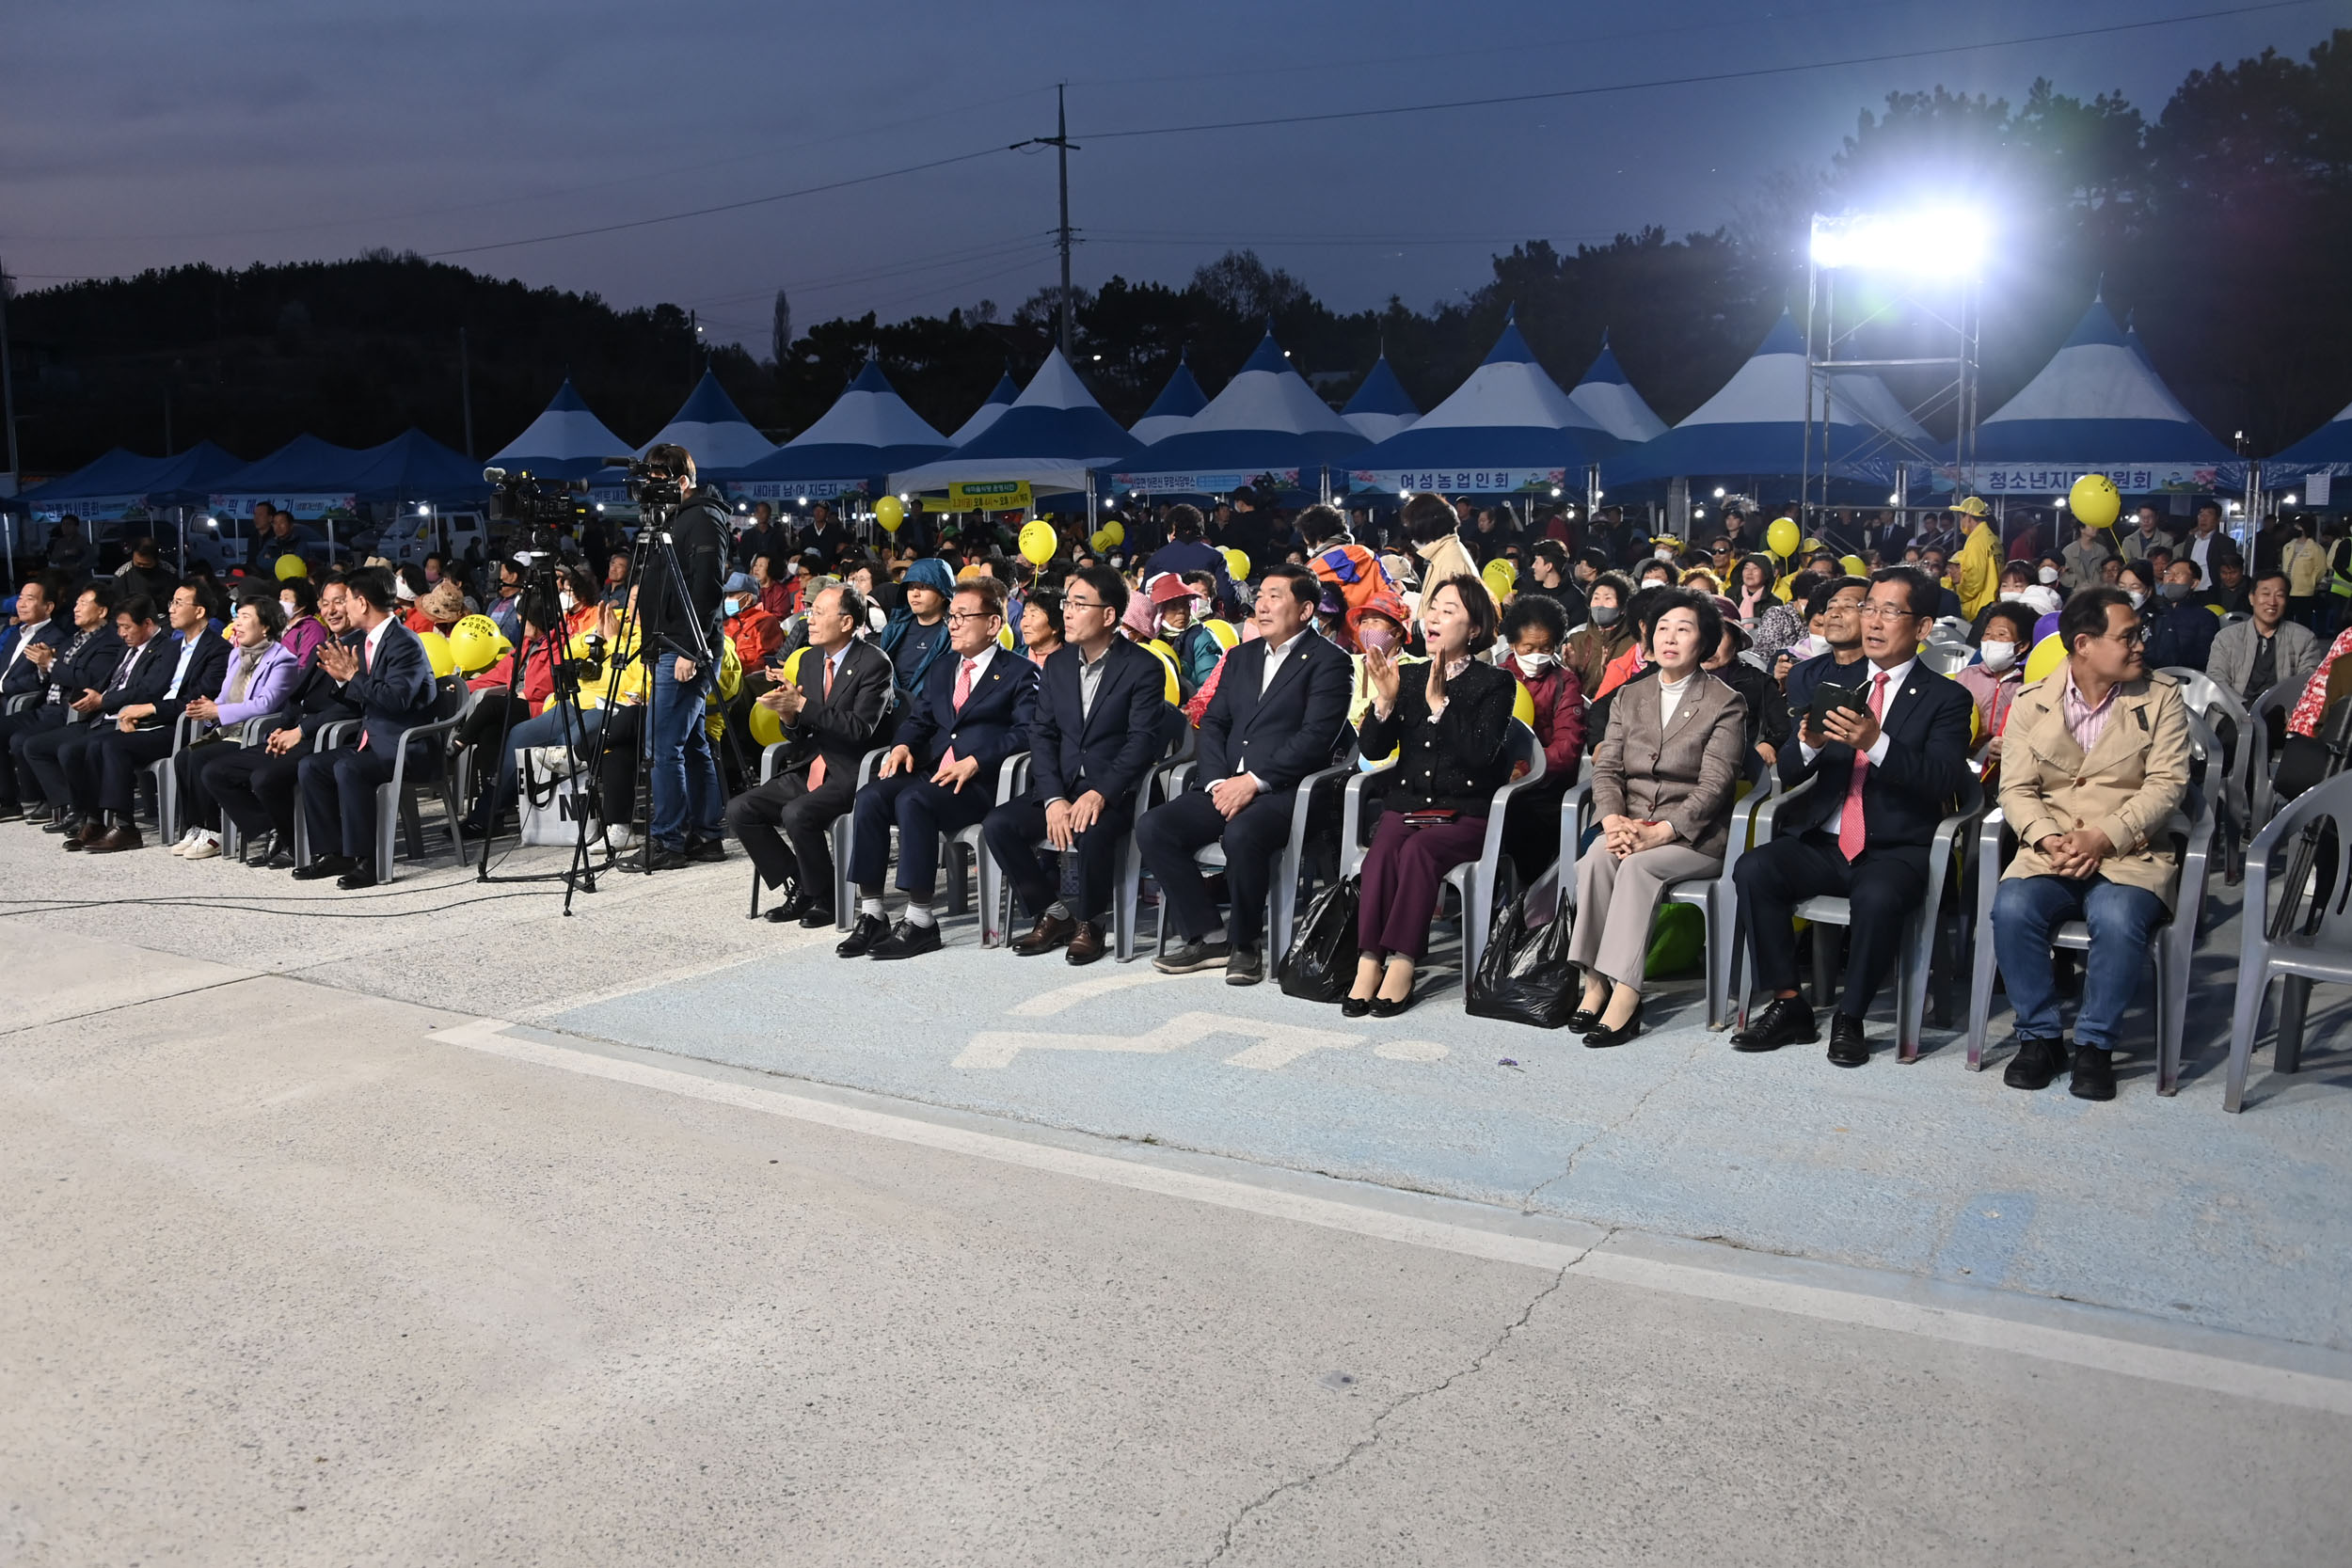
[1731,566,1977,1065]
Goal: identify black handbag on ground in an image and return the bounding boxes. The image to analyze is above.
[1277,874,1361,1003]
[1466,889,1581,1029]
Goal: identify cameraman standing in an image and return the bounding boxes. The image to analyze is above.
[634,443,732,868]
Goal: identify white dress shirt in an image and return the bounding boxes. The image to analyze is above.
[1800,655,1915,836]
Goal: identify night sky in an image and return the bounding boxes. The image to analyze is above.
[4,1,2335,349]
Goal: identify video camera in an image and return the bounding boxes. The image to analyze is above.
[483,467,591,542]
[604,453,689,511]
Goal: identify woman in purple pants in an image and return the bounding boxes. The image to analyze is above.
[1346,575,1518,1017]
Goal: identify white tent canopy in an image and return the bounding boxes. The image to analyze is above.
[636,371,777,475]
[890,347,1138,495]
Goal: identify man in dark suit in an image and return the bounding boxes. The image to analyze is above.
[840,578,1038,960]
[294,567,439,890]
[1136,562,1352,985]
[75,584,231,852]
[1732,567,1976,1064]
[984,564,1170,965]
[11,582,124,827]
[30,594,177,845]
[208,579,360,868]
[727,582,897,927]
[0,572,74,821]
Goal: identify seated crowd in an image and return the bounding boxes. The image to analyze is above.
[10,478,2349,1108]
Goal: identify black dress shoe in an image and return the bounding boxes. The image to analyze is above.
[868,918,942,960]
[2003,1036,2068,1091]
[1825,1014,1870,1068]
[1731,995,1820,1053]
[260,834,295,870]
[835,912,890,958]
[1582,997,1645,1048]
[763,885,816,924]
[1012,912,1076,957]
[1153,938,1232,974]
[1369,988,1416,1018]
[798,904,837,929]
[1225,946,1265,986]
[0,803,22,823]
[682,836,728,864]
[1064,920,1108,966]
[2069,1044,2117,1101]
[336,867,379,891]
[41,812,80,835]
[293,854,357,881]
[1341,995,1374,1018]
[1563,1002,1605,1034]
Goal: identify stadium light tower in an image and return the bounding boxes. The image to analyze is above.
[1801,206,1988,540]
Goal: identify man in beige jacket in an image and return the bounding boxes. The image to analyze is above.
[1994,586,2191,1101]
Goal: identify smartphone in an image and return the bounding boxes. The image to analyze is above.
[1807,682,1870,730]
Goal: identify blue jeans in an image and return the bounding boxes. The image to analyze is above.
[1992,874,2168,1050]
[487,705,606,817]
[648,653,721,847]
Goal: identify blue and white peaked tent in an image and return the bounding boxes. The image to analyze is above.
[1602,310,1929,489]
[1349,312,1612,496]
[1113,327,1366,494]
[1567,332,1668,446]
[1965,297,2234,492]
[1129,352,1209,446]
[18,446,243,518]
[2266,395,2352,480]
[890,348,1138,496]
[491,378,629,480]
[637,371,777,477]
[946,369,1022,446]
[1340,354,1420,443]
[732,360,949,502]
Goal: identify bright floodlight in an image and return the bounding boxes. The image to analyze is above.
[1810,209,1988,277]
[2286,494,2299,507]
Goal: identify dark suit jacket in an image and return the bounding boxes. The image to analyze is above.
[776,638,896,782]
[1782,651,1873,748]
[1,616,71,702]
[97,632,185,716]
[1774,655,1974,848]
[897,645,1038,796]
[286,631,365,736]
[1197,630,1353,794]
[1029,637,1168,810]
[145,630,231,727]
[342,621,440,754]
[45,625,125,708]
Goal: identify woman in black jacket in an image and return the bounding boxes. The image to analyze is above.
[1345,574,1517,1016]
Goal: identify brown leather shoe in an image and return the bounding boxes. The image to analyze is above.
[83,822,144,854]
[1064,919,1108,965]
[63,817,103,851]
[1011,911,1076,957]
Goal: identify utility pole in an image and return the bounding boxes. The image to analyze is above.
[690,309,701,388]
[1052,86,1077,357]
[458,327,475,459]
[0,253,19,498]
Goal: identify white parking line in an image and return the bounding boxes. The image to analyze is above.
[427,1017,2352,1418]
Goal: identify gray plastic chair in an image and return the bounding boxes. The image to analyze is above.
[1737,773,1984,1060]
[2224,770,2352,1112]
[2247,677,2303,834]
[1918,641,1975,678]
[989,723,1188,963]
[1964,784,2214,1095]
[1153,750,1355,963]
[743,743,887,926]
[370,676,470,882]
[2160,667,2253,875]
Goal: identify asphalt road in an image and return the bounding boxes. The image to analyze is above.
[6,919,2349,1566]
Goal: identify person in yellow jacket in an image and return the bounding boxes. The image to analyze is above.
[1951,495,2000,620]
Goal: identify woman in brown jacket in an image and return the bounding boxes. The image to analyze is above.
[1564,590,1749,1047]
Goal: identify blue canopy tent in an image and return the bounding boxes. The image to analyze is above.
[946,369,1022,446]
[1601,310,1930,498]
[1340,353,1420,444]
[1962,297,2238,497]
[634,371,778,480]
[1113,327,1366,498]
[8,440,246,576]
[489,378,629,481]
[1566,332,1668,447]
[2266,395,2352,484]
[1349,312,1612,497]
[1129,352,1209,447]
[731,360,950,504]
[890,348,1138,499]
[16,448,174,515]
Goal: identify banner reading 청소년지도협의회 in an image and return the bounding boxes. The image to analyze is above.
[1954,463,2241,496]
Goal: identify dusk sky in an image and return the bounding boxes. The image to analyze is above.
[5,0,2337,351]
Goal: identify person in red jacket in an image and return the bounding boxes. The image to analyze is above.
[1498,590,1585,878]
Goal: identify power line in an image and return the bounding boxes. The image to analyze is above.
[1083,1,2326,141]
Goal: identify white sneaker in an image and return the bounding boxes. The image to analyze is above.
[183,832,222,861]
[169,829,202,856]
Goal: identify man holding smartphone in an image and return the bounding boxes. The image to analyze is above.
[1731,567,1975,1065]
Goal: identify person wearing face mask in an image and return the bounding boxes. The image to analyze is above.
[277,577,328,668]
[721,572,783,673]
[1562,572,1636,698]
[2118,560,2159,622]
[1497,594,1586,875]
[1345,589,1420,732]
[2145,559,2221,672]
[1957,602,2037,768]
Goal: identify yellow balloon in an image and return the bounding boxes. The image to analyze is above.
[1221,546,1251,581]
[1481,559,1518,602]
[418,630,457,678]
[1839,554,1867,578]
[1089,530,1113,553]
[747,700,785,749]
[448,613,509,675]
[873,494,905,533]
[2068,473,2121,530]
[1019,519,1057,565]
[2023,631,2069,686]
[274,554,310,580]
[1102,519,1125,546]
[1766,517,1801,558]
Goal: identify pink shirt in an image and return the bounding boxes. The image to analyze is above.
[2062,671,2120,752]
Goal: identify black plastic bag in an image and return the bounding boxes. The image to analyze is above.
[1278,875,1361,1003]
[1466,890,1581,1028]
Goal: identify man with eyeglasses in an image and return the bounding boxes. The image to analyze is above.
[984,564,1171,964]
[839,578,1038,960]
[1991,587,2191,1101]
[1732,567,1974,1065]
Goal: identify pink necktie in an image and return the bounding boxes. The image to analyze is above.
[1837,672,1889,862]
[806,657,834,790]
[358,639,374,750]
[941,657,977,769]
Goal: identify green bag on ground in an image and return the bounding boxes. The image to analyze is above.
[1645,901,1706,979]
